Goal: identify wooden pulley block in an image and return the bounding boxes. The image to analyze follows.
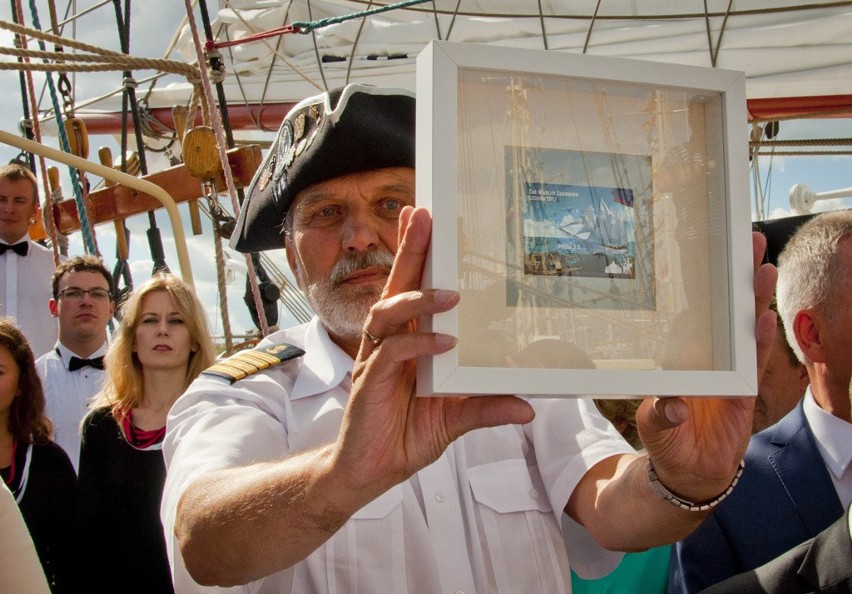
[180,125,214,237]
[64,117,89,159]
[183,126,223,180]
[114,151,141,177]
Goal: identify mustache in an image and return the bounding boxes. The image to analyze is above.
[329,251,395,287]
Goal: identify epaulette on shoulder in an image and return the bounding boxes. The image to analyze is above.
[203,342,305,384]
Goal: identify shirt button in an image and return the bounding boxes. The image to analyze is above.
[529,488,539,499]
[434,490,446,503]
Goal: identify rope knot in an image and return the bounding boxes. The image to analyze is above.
[207,64,227,85]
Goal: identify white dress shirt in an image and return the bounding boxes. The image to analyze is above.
[803,387,852,509]
[162,318,634,593]
[35,341,108,471]
[0,235,58,358]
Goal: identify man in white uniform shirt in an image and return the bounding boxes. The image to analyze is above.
[161,85,778,593]
[0,163,58,358]
[35,255,114,470]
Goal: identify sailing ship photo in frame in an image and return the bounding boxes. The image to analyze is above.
[510,147,655,311]
[416,41,757,398]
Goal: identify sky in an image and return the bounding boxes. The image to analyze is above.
[2,1,852,348]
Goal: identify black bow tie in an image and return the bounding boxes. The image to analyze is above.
[0,242,28,256]
[68,356,105,371]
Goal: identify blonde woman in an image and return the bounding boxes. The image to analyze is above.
[78,275,214,594]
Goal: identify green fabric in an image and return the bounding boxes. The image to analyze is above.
[570,545,670,594]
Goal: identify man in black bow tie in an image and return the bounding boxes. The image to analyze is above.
[35,255,115,470]
[0,163,58,358]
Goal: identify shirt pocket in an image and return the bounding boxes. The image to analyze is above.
[304,484,408,593]
[468,459,569,593]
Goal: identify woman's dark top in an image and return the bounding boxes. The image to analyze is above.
[78,408,174,594]
[1,440,79,593]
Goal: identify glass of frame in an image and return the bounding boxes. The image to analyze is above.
[415,40,756,398]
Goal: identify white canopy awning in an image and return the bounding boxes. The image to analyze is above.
[154,0,852,118]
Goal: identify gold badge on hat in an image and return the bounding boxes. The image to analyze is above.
[274,121,294,183]
[257,154,276,191]
[293,112,306,142]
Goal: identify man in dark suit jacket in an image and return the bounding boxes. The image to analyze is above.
[700,504,852,594]
[670,211,852,592]
[669,403,844,591]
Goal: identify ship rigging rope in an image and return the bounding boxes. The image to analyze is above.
[223,0,321,94]
[211,217,233,354]
[45,0,101,260]
[21,1,98,256]
[0,18,201,81]
[0,45,202,79]
[182,0,270,338]
[196,200,314,326]
[12,0,61,265]
[209,0,433,50]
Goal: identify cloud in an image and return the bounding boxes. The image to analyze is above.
[767,206,795,219]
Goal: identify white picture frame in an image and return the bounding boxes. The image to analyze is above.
[416,40,756,398]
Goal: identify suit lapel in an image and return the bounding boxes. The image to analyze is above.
[767,403,844,537]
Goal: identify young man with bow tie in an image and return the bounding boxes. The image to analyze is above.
[35,255,116,470]
[0,163,58,358]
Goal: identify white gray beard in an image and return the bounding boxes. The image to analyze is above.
[297,250,395,342]
[305,281,381,341]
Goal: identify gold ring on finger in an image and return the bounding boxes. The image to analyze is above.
[363,329,383,347]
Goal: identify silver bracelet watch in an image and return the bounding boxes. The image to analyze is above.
[647,458,745,512]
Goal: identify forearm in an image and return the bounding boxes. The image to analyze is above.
[567,453,734,551]
[175,443,373,587]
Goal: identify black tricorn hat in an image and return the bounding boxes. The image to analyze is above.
[231,84,415,253]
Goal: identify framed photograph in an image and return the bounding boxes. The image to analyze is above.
[415,40,756,397]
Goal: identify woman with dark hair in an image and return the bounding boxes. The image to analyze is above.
[0,318,78,593]
[78,274,215,593]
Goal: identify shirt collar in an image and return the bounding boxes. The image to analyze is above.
[290,317,353,400]
[803,387,852,480]
[55,340,110,369]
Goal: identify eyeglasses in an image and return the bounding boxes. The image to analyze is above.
[57,287,112,301]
